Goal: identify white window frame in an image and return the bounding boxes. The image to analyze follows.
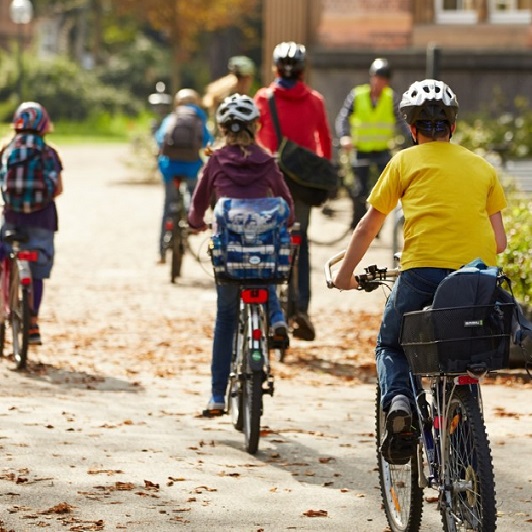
[489,0,532,23]
[435,0,478,24]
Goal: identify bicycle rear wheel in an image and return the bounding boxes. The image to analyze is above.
[10,270,30,370]
[440,386,496,531]
[376,385,424,532]
[243,369,262,455]
[170,222,185,282]
[0,322,5,358]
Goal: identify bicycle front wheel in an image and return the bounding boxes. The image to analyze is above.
[440,386,496,531]
[307,190,353,246]
[10,277,30,371]
[243,369,262,455]
[376,385,424,532]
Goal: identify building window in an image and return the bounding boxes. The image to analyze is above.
[435,0,478,24]
[489,0,532,23]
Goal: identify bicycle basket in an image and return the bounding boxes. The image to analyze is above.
[400,303,514,375]
[210,197,292,283]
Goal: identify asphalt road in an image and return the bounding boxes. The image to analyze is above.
[0,144,530,531]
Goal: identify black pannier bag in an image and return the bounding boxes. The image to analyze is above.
[399,259,529,375]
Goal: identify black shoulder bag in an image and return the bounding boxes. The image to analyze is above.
[267,92,337,207]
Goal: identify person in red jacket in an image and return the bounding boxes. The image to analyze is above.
[254,41,333,341]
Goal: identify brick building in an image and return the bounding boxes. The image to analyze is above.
[263,0,532,125]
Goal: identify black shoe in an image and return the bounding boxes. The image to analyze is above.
[291,312,316,341]
[270,323,289,349]
[29,324,42,346]
[380,395,417,465]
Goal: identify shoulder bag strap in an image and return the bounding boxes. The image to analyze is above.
[267,90,283,149]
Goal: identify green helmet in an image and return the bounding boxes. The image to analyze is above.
[228,56,255,77]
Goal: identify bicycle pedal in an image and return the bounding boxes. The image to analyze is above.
[201,408,225,418]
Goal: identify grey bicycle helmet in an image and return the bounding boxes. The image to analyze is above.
[369,58,391,79]
[216,93,259,132]
[273,41,306,79]
[400,79,459,124]
[174,88,200,106]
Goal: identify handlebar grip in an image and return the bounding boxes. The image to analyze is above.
[324,250,346,289]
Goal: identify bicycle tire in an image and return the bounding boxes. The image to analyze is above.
[0,322,5,358]
[243,369,262,455]
[308,191,353,246]
[11,281,30,371]
[376,384,424,532]
[170,223,185,283]
[440,385,496,531]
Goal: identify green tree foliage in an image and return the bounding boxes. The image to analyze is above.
[111,0,260,91]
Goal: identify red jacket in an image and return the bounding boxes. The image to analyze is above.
[254,81,332,160]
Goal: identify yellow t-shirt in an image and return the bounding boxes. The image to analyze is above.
[368,142,507,270]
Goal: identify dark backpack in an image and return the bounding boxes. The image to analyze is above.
[161,106,203,161]
[432,258,532,348]
[0,137,57,213]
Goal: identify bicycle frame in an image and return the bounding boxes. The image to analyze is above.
[228,284,273,455]
[0,233,38,370]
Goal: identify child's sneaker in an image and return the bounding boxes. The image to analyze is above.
[202,396,225,417]
[269,321,289,349]
[28,323,42,346]
[380,395,417,465]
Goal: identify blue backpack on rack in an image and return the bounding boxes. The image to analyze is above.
[210,197,291,282]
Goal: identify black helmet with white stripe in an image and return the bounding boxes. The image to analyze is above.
[273,41,306,79]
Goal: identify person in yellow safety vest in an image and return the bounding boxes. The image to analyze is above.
[335,58,411,228]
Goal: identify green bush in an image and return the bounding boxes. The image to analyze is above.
[0,53,143,123]
[455,93,532,160]
[499,195,532,306]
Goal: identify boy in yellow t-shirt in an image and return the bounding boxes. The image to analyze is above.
[332,79,507,465]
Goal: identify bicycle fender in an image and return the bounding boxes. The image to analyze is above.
[249,349,264,371]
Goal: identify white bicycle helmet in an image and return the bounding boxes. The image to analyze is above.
[400,79,459,124]
[216,94,259,130]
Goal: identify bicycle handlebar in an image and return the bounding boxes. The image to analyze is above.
[324,250,400,291]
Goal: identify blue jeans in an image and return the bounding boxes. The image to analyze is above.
[211,283,284,398]
[376,268,453,410]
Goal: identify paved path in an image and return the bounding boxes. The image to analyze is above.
[0,144,530,531]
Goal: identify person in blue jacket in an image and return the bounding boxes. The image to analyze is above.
[155,88,213,263]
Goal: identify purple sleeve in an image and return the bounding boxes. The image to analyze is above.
[187,159,214,228]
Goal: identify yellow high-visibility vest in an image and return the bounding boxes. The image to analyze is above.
[349,84,395,151]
